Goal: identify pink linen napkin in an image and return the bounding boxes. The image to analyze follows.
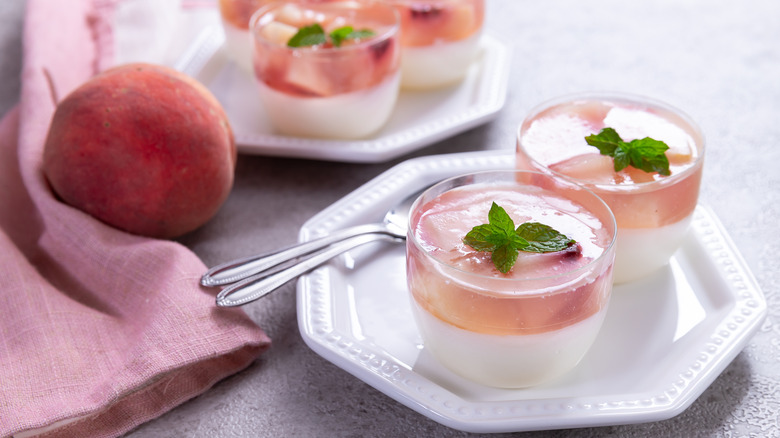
[0,1,271,437]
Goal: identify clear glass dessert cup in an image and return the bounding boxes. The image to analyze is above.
[516,92,705,284]
[383,0,485,90]
[249,1,402,139]
[406,170,617,388]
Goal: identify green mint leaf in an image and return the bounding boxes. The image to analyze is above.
[462,203,577,273]
[626,137,671,175]
[488,202,515,233]
[287,24,327,47]
[492,245,518,274]
[464,224,513,251]
[329,27,376,47]
[585,127,671,176]
[584,127,622,155]
[613,143,631,172]
[289,24,376,48]
[515,222,576,253]
[348,28,375,40]
[485,231,512,249]
[329,26,353,47]
[463,224,500,251]
[508,232,530,250]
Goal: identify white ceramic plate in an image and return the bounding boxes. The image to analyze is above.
[295,150,768,433]
[175,27,510,163]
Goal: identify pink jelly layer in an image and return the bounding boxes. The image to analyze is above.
[517,98,704,229]
[393,0,484,47]
[251,5,400,97]
[407,183,614,336]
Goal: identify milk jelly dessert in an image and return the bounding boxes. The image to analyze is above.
[249,1,401,138]
[517,93,705,284]
[406,171,617,388]
[384,0,484,89]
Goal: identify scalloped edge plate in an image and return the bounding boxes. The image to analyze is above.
[295,150,767,433]
[175,26,510,163]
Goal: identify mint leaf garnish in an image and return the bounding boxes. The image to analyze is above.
[288,24,375,48]
[287,24,327,47]
[329,26,353,47]
[345,28,375,40]
[492,244,519,275]
[329,26,375,47]
[463,202,576,274]
[516,222,576,253]
[463,224,500,251]
[585,127,671,176]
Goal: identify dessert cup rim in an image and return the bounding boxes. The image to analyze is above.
[249,0,401,56]
[407,169,618,288]
[516,91,706,192]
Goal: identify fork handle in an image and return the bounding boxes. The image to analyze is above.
[215,233,402,307]
[200,223,388,287]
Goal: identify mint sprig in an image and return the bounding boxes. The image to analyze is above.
[287,24,327,47]
[287,24,375,48]
[329,26,375,47]
[585,127,671,176]
[463,202,576,274]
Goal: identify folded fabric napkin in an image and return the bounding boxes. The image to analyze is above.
[0,1,271,437]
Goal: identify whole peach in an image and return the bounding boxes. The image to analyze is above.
[43,63,236,239]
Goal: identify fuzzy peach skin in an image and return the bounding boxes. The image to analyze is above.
[42,63,236,239]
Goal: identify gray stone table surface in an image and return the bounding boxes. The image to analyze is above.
[1,0,778,436]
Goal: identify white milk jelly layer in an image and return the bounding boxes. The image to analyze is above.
[255,72,401,139]
[411,299,609,388]
[612,214,693,284]
[400,31,481,90]
[221,21,254,73]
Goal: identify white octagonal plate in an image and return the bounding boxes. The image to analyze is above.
[295,150,767,433]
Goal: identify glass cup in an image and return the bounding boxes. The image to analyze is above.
[406,170,617,388]
[516,93,705,284]
[249,1,401,138]
[383,0,484,90]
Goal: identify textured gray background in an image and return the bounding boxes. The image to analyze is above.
[2,0,778,436]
